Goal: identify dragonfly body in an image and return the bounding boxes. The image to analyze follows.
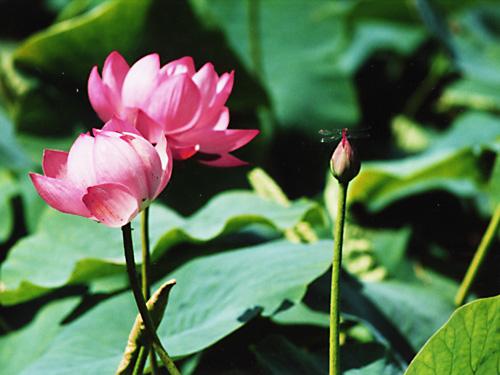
[319,127,370,143]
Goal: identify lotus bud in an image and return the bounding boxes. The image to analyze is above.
[330,128,360,184]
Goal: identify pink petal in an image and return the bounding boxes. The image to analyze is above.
[30,173,91,217]
[212,107,230,130]
[135,110,164,144]
[153,135,173,198]
[123,133,164,197]
[66,134,97,189]
[122,53,160,108]
[179,129,259,154]
[93,133,152,201]
[199,153,249,167]
[102,51,129,97]
[42,149,68,179]
[100,117,142,137]
[170,143,199,160]
[145,74,201,133]
[212,71,234,107]
[88,66,115,122]
[189,105,222,130]
[160,56,195,77]
[82,183,139,228]
[192,70,232,129]
[192,63,217,105]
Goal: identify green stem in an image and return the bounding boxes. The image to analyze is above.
[142,207,152,300]
[247,0,262,78]
[122,223,181,375]
[141,207,159,374]
[455,204,500,306]
[330,182,348,375]
[133,345,150,375]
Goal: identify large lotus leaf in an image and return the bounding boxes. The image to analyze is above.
[17,132,77,166]
[54,0,109,22]
[13,0,152,81]
[435,4,500,114]
[190,0,358,129]
[367,227,411,279]
[14,132,79,232]
[19,239,332,374]
[279,269,456,358]
[440,78,500,113]
[450,4,500,84]
[270,301,401,356]
[405,295,499,375]
[275,247,456,358]
[0,191,321,304]
[0,0,153,133]
[270,225,429,360]
[191,1,423,131]
[273,272,456,364]
[252,335,404,375]
[336,21,424,74]
[0,53,87,134]
[325,112,500,213]
[341,269,457,354]
[0,297,79,375]
[271,301,329,328]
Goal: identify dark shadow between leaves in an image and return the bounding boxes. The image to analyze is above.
[238,306,263,323]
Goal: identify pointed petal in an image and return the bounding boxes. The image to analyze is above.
[83,183,139,228]
[212,70,234,107]
[153,135,173,198]
[179,129,259,154]
[135,110,164,144]
[145,74,201,132]
[42,149,68,179]
[102,51,129,97]
[100,117,141,136]
[199,153,249,167]
[122,53,160,108]
[212,107,230,130]
[66,134,96,188]
[191,104,228,131]
[88,66,115,122]
[160,56,195,77]
[30,173,91,217]
[192,63,217,104]
[192,70,232,129]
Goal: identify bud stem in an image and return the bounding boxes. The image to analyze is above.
[330,182,348,375]
[121,223,180,375]
[455,204,500,306]
[141,207,159,374]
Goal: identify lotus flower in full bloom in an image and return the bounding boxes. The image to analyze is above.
[88,51,259,167]
[30,119,172,228]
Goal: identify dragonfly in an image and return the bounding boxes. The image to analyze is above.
[318,127,371,143]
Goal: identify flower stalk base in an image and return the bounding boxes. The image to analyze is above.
[122,223,180,375]
[330,182,348,375]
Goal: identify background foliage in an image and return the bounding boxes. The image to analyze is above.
[0,0,499,374]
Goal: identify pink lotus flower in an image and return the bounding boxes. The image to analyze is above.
[30,119,172,228]
[330,128,360,184]
[88,51,259,167]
